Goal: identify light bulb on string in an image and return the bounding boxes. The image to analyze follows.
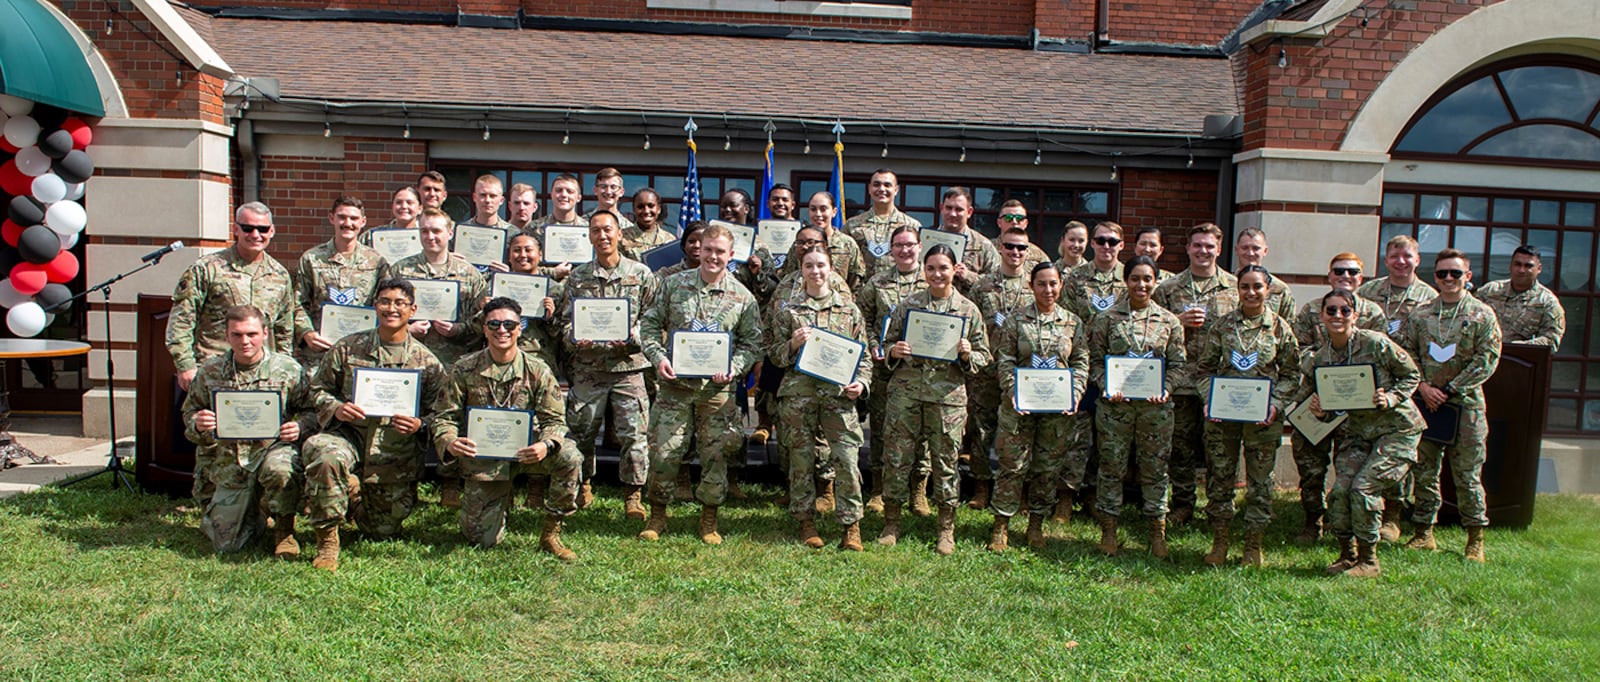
[643,134,651,150]
[1110,165,1119,181]
[1278,48,1288,68]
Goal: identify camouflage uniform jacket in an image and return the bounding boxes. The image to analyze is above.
[557,256,658,373]
[525,213,590,248]
[824,227,868,291]
[584,208,636,231]
[995,303,1090,406]
[931,225,1001,291]
[623,223,677,259]
[846,207,922,269]
[311,331,445,482]
[641,270,764,383]
[1293,329,1425,443]
[766,270,852,347]
[883,289,991,406]
[390,252,490,367]
[294,239,391,343]
[1474,279,1564,348]
[1358,276,1437,337]
[1265,277,1296,322]
[1153,269,1239,395]
[1197,308,1301,417]
[1292,294,1386,349]
[1062,260,1126,321]
[183,349,317,459]
[1086,301,1186,395]
[767,288,873,398]
[657,259,694,279]
[1397,295,1502,409]
[432,348,568,481]
[855,264,926,362]
[167,248,297,373]
[970,269,1033,350]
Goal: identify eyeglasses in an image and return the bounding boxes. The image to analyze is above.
[1001,243,1030,252]
[999,214,1027,223]
[891,241,920,249]
[795,238,823,246]
[1331,267,1361,276]
[374,297,413,308]
[484,319,522,331]
[1094,237,1122,246]
[1323,306,1354,316]
[237,223,272,233]
[1435,269,1466,280]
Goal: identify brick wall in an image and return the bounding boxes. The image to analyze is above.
[1117,167,1218,272]
[58,1,226,123]
[253,138,429,264]
[1107,0,1259,46]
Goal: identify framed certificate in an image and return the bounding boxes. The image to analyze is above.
[641,242,684,271]
[904,309,966,363]
[1104,356,1165,400]
[212,390,282,440]
[453,224,507,266]
[1014,368,1076,413]
[406,278,461,322]
[465,406,534,460]
[368,228,422,264]
[1207,376,1273,423]
[543,224,595,264]
[352,367,423,418]
[710,220,757,264]
[671,330,733,378]
[1287,398,1347,446]
[1415,398,1461,445]
[918,228,969,262]
[795,327,866,387]
[571,297,631,343]
[757,219,803,257]
[490,272,551,320]
[319,304,377,341]
[1314,364,1378,411]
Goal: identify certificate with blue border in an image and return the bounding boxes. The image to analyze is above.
[406,278,461,322]
[711,220,757,264]
[368,228,422,263]
[543,224,595,264]
[453,223,507,266]
[490,272,551,320]
[1207,376,1272,422]
[212,389,282,440]
[352,367,423,418]
[319,304,377,341]
[795,327,866,387]
[904,308,966,363]
[1014,368,1076,413]
[670,330,733,378]
[918,228,968,262]
[465,406,534,460]
[1314,363,1377,411]
[570,297,630,343]
[1104,356,1165,400]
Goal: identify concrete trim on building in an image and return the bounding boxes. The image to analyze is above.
[645,0,912,20]
[130,0,234,77]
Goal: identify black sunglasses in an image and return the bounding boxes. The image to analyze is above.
[484,319,523,331]
[1323,305,1354,316]
[1001,243,1031,252]
[1435,269,1466,279]
[237,223,272,233]
[1331,267,1361,276]
[1094,237,1122,246]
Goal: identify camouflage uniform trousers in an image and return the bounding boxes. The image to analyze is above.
[301,432,420,537]
[1327,432,1417,544]
[1202,419,1282,530]
[1410,404,1490,527]
[459,439,581,548]
[1059,400,1097,496]
[566,369,651,486]
[198,442,301,553]
[991,407,1086,518]
[883,393,967,510]
[1094,399,1173,520]
[963,374,998,480]
[868,375,930,480]
[645,382,743,507]
[779,394,864,525]
[1168,395,1206,512]
[1291,430,1332,519]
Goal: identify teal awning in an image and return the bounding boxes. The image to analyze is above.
[0,0,105,116]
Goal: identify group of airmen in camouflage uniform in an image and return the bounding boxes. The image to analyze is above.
[168,167,1564,576]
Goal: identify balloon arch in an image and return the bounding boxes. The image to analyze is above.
[0,93,92,337]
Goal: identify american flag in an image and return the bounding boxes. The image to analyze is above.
[681,138,703,225]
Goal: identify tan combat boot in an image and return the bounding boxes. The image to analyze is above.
[798,518,824,548]
[539,516,576,562]
[1325,536,1359,575]
[698,505,723,545]
[1148,518,1169,559]
[1343,538,1381,578]
[525,476,549,509]
[865,469,885,514]
[638,503,668,541]
[1240,529,1264,567]
[311,526,340,572]
[623,485,647,521]
[1378,502,1401,543]
[271,515,299,559]
[934,506,956,556]
[910,474,932,517]
[674,468,694,502]
[815,478,836,515]
[346,474,362,507]
[878,502,902,546]
[1464,526,1486,563]
[1096,515,1118,556]
[1203,524,1230,567]
[839,522,863,552]
[1051,488,1075,525]
[1025,513,1046,549]
[440,479,462,509]
[576,480,594,510]
[1404,523,1437,550]
[967,480,991,510]
[987,516,1009,553]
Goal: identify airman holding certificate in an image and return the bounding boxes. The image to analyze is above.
[987,261,1089,552]
[1053,220,1126,523]
[846,168,922,273]
[803,190,865,291]
[294,196,391,374]
[1197,265,1301,568]
[1088,256,1185,557]
[853,225,928,515]
[964,227,1038,512]
[504,232,562,373]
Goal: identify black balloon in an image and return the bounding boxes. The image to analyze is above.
[8,195,45,226]
[39,129,75,159]
[35,283,72,312]
[18,225,62,264]
[53,150,94,184]
[0,248,21,274]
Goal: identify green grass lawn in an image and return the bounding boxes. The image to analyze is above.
[1,482,1596,680]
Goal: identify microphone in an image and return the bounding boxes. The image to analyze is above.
[142,241,185,263]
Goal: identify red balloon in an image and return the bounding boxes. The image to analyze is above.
[0,138,17,154]
[44,251,78,283]
[10,263,47,294]
[0,159,30,196]
[61,118,92,149]
[2,219,24,247]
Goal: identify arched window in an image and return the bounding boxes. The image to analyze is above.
[1394,57,1600,166]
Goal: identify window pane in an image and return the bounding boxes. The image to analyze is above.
[1006,188,1037,210]
[798,179,827,203]
[1529,200,1563,225]
[1079,191,1110,215]
[973,187,1001,211]
[442,196,471,222]
[1559,232,1593,291]
[1044,190,1075,212]
[1588,363,1600,394]
[1500,66,1600,123]
[908,211,936,227]
[1420,194,1452,221]
[1454,225,1486,271]
[1565,202,1596,227]
[701,177,721,198]
[656,175,684,200]
[1471,125,1600,162]
[1487,227,1522,281]
[510,171,544,194]
[903,184,935,210]
[972,213,999,239]
[1493,198,1524,223]
[1382,193,1415,218]
[843,181,866,212]
[1456,196,1488,221]
[725,177,755,196]
[1548,398,1577,431]
[1552,360,1583,392]
[1584,400,1600,433]
[1574,297,1595,356]
[1038,216,1069,261]
[623,174,649,194]
[1396,77,1513,153]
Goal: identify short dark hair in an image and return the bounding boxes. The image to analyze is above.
[223,305,267,327]
[589,209,621,228]
[330,196,364,214]
[1236,263,1272,284]
[374,278,415,303]
[924,244,959,265]
[632,187,660,203]
[679,220,707,250]
[1435,247,1468,265]
[1125,255,1159,281]
[941,186,972,205]
[482,296,523,319]
[768,183,794,199]
[1029,261,1059,283]
[1513,244,1541,261]
[418,170,446,186]
[1135,226,1163,241]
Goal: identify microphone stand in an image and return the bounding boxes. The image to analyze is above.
[55,252,175,492]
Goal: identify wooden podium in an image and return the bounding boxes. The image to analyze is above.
[1439,342,1551,529]
[134,294,196,496]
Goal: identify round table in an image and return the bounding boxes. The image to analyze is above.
[0,339,91,466]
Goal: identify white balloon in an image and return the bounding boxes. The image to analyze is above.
[45,200,86,235]
[0,94,33,117]
[14,146,50,176]
[0,110,8,129]
[66,182,85,200]
[3,115,41,148]
[31,173,67,203]
[6,302,47,337]
[57,231,79,250]
[0,279,31,308]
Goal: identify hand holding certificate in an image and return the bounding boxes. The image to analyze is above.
[571,298,631,343]
[453,224,507,266]
[757,219,803,259]
[319,304,377,341]
[1314,364,1378,411]
[671,330,733,378]
[1104,356,1166,401]
[904,309,966,362]
[369,228,422,263]
[352,367,423,418]
[1288,398,1347,445]
[490,272,551,320]
[464,407,534,460]
[795,328,866,387]
[1014,368,1076,414]
[919,228,968,262]
[1207,377,1273,423]
[213,390,283,440]
[543,225,595,264]
[406,279,461,322]
[711,220,757,263]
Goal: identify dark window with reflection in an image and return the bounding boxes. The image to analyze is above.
[1395,59,1600,166]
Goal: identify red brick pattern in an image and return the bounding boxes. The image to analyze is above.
[57,2,227,124]
[1117,167,1218,272]
[1108,0,1260,46]
[253,138,428,263]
